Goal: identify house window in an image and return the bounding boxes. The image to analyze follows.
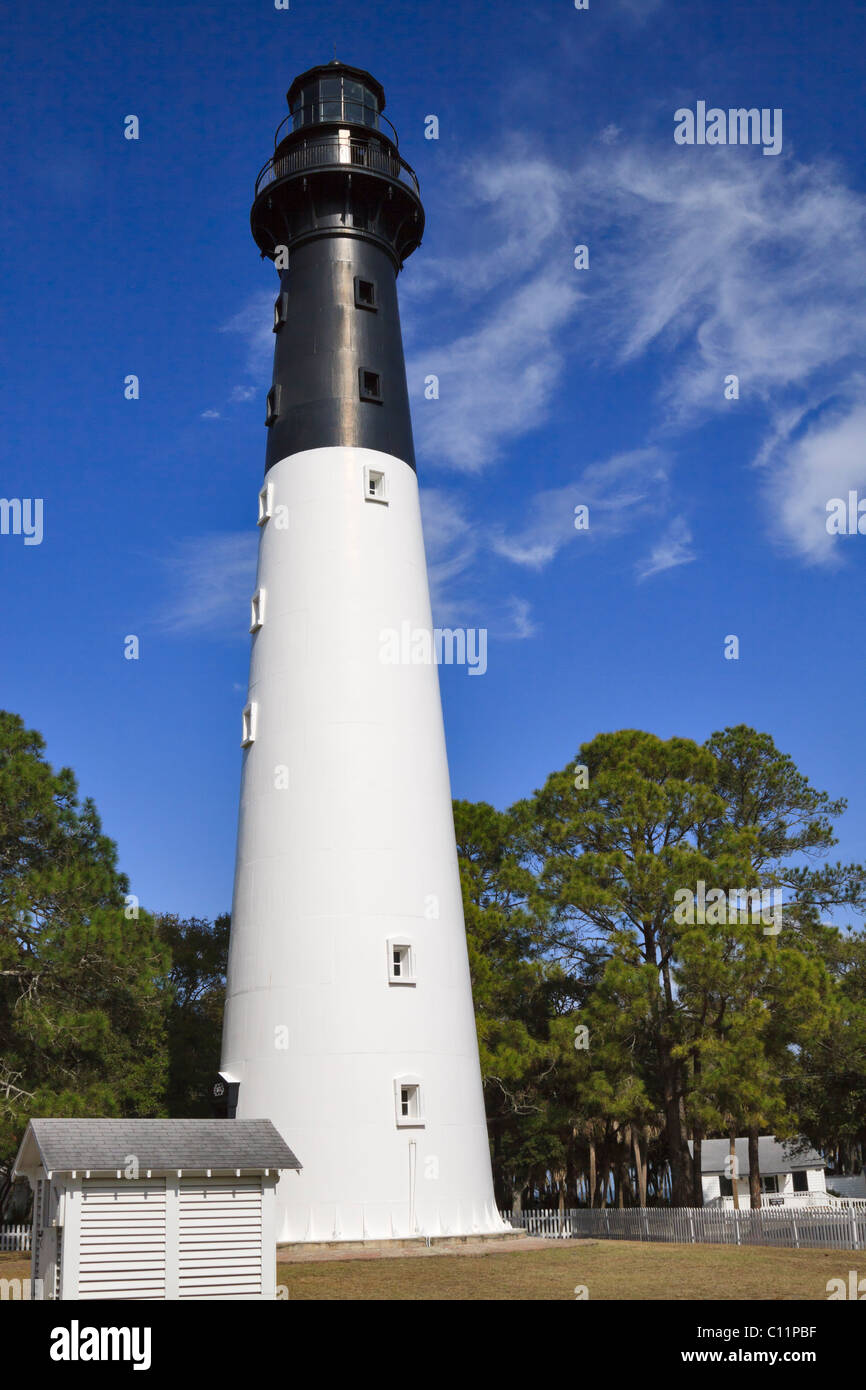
[761,1174,779,1194]
[265,384,281,427]
[387,939,415,985]
[719,1175,733,1197]
[354,276,377,311]
[241,702,257,747]
[250,588,265,633]
[359,368,382,403]
[793,1170,808,1193]
[364,467,387,504]
[395,1078,423,1127]
[258,482,273,526]
[273,292,289,332]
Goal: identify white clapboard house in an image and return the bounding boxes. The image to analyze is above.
[690,1137,827,1209]
[13,1118,301,1300]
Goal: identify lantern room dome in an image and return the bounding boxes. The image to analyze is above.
[286,62,386,135]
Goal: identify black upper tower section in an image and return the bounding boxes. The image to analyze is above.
[251,62,424,472]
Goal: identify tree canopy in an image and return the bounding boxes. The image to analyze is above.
[463,726,866,1209]
[0,711,170,1209]
[2,709,863,1217]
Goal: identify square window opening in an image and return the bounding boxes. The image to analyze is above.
[258,482,273,526]
[241,702,257,747]
[394,1075,424,1127]
[359,368,382,404]
[354,276,378,311]
[265,384,281,427]
[364,467,387,504]
[400,1084,420,1121]
[388,939,414,984]
[273,292,289,332]
[250,588,265,633]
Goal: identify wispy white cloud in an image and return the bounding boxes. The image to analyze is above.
[158,533,257,635]
[579,149,866,425]
[221,292,274,404]
[401,147,583,472]
[416,139,866,564]
[575,147,866,564]
[404,152,577,303]
[636,515,695,581]
[418,490,538,639]
[218,134,866,575]
[409,269,582,472]
[502,597,537,639]
[490,448,670,569]
[760,398,866,565]
[419,488,481,607]
[200,409,221,420]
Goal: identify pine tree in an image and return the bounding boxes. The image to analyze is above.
[0,712,170,1212]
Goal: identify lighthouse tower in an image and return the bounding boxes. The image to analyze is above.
[220,63,505,1242]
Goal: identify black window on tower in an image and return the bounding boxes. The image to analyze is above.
[354,277,377,311]
[265,384,281,427]
[273,292,289,332]
[359,369,382,403]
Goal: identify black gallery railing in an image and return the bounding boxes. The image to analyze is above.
[254,137,421,200]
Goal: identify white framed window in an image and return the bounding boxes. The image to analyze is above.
[387,938,415,985]
[258,481,273,526]
[394,1076,424,1128]
[250,588,266,633]
[241,701,257,747]
[364,466,387,504]
[265,383,281,427]
[273,291,289,332]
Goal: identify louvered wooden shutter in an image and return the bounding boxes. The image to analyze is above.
[179,1177,263,1299]
[77,1179,167,1300]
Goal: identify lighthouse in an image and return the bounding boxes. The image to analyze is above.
[220,62,505,1242]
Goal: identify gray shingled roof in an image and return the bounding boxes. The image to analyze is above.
[14,1119,301,1177]
[688,1137,824,1175]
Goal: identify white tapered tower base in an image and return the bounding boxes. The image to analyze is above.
[222,445,506,1242]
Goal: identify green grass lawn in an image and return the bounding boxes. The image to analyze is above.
[277,1241,854,1300]
[2,1241,851,1300]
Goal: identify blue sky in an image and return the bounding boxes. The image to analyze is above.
[2,0,866,922]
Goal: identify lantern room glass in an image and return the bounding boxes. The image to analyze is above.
[291,76,380,131]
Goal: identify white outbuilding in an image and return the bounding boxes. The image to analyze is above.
[13,1118,301,1300]
[690,1136,827,1208]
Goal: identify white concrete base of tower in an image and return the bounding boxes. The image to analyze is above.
[221,445,507,1243]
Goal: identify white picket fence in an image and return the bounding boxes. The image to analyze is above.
[0,1224,31,1253]
[502,1205,866,1250]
